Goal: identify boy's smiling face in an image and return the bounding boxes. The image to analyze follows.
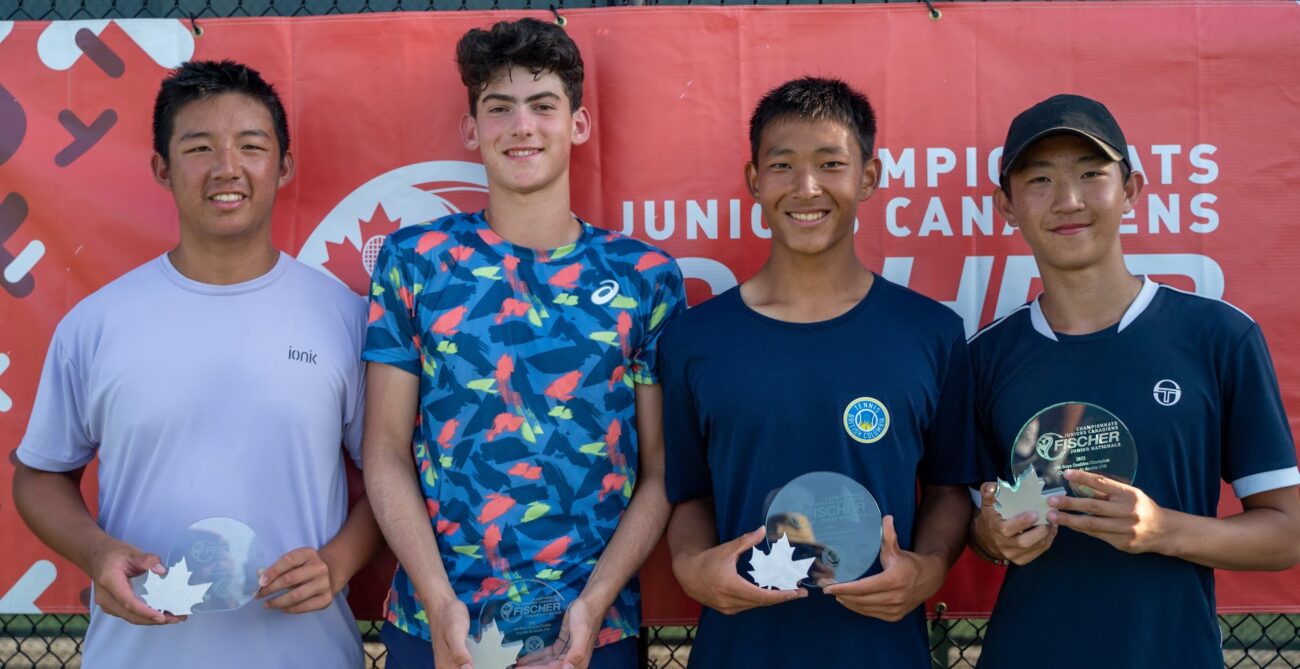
[746,117,880,258]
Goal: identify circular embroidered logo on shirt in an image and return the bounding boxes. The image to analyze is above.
[1153,379,1182,406]
[844,397,890,444]
[592,279,620,305]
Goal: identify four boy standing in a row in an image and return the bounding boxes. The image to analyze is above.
[14,14,1300,669]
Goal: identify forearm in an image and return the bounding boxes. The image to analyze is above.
[364,445,457,603]
[317,493,382,593]
[1158,498,1300,570]
[363,362,461,607]
[666,497,720,567]
[12,464,115,576]
[968,511,1001,562]
[577,381,674,609]
[580,469,671,609]
[915,484,973,568]
[907,484,973,600]
[1054,476,1300,570]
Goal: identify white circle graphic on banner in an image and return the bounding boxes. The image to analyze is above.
[298,161,488,293]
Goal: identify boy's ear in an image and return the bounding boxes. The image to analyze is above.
[570,107,592,146]
[859,156,882,201]
[461,113,480,151]
[277,150,295,188]
[1122,169,1145,214]
[994,186,1019,228]
[152,153,171,188]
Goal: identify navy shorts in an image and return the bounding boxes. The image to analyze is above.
[380,622,638,669]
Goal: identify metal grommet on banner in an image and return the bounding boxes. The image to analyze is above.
[548,4,567,28]
[187,13,204,38]
[921,0,941,21]
[934,601,948,620]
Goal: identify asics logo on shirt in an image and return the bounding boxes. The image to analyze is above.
[592,280,621,305]
[288,347,318,365]
[1153,379,1182,406]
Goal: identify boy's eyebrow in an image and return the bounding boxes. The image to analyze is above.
[764,145,852,157]
[176,129,271,142]
[480,91,563,105]
[1021,154,1110,170]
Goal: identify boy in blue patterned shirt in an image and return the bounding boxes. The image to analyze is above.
[362,18,685,669]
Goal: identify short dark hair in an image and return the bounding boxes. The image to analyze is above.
[152,59,289,162]
[456,18,584,115]
[749,77,877,165]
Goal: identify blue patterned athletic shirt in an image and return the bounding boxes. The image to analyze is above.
[363,211,685,646]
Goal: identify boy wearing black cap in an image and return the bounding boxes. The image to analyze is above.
[969,94,1300,667]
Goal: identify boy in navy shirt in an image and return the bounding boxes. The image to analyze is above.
[970,94,1300,668]
[662,77,976,668]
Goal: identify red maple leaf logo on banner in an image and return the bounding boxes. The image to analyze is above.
[323,204,403,295]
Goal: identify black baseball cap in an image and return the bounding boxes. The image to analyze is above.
[999,94,1130,186]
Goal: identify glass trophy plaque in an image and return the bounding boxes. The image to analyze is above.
[752,471,883,588]
[132,516,265,615]
[1011,402,1138,498]
[166,517,266,612]
[472,578,569,668]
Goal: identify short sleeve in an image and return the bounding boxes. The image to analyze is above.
[1221,324,1300,498]
[918,326,978,487]
[17,333,97,472]
[661,325,712,503]
[630,259,686,386]
[361,236,421,375]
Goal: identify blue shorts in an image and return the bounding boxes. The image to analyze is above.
[380,622,639,669]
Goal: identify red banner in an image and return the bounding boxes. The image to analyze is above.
[2,2,1299,621]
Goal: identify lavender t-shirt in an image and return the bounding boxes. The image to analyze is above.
[18,253,366,669]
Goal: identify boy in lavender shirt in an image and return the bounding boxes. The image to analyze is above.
[14,60,380,668]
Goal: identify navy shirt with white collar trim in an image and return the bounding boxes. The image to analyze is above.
[971,277,1299,668]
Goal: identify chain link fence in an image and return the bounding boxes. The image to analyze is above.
[4,0,1299,666]
[3,613,1300,667]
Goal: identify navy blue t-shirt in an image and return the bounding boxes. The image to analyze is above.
[972,278,1299,669]
[662,276,976,668]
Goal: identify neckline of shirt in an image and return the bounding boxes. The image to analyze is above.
[1029,276,1159,342]
[728,273,882,331]
[156,251,289,296]
[471,210,594,263]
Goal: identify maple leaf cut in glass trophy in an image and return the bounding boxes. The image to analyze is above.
[140,557,212,616]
